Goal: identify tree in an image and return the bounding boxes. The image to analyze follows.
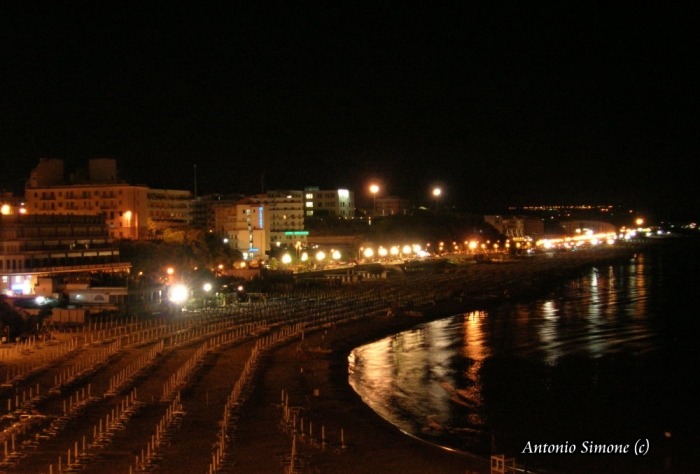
[118,234,242,287]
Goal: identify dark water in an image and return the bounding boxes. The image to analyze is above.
[349,238,700,473]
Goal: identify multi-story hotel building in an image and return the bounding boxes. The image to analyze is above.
[25,158,148,239]
[249,190,307,249]
[214,199,268,261]
[212,191,308,260]
[24,158,193,239]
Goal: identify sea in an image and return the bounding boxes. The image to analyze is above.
[348,236,700,474]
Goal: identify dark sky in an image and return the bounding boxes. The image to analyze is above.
[1,3,697,219]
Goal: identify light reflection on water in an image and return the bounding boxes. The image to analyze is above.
[348,243,700,472]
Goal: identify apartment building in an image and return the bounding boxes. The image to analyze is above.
[0,213,128,297]
[303,187,354,218]
[24,158,192,239]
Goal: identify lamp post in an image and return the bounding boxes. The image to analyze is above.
[432,187,442,211]
[281,253,292,267]
[203,283,212,310]
[315,250,326,269]
[369,184,379,216]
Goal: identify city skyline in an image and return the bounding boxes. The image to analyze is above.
[1,4,696,220]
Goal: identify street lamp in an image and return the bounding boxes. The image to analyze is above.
[281,254,292,266]
[169,284,189,305]
[390,246,399,260]
[432,187,442,211]
[315,251,326,269]
[203,283,212,310]
[369,184,379,216]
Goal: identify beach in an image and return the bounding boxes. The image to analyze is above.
[1,245,653,474]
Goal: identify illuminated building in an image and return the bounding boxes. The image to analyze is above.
[214,199,268,260]
[303,187,354,218]
[25,159,147,239]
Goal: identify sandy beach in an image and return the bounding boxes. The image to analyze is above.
[0,246,648,474]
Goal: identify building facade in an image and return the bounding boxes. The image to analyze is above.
[0,214,129,297]
[190,194,245,232]
[24,158,193,239]
[147,188,193,234]
[214,200,268,261]
[303,187,354,218]
[25,159,148,239]
[484,215,545,240]
[250,191,307,249]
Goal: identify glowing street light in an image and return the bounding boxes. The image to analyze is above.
[202,282,212,310]
[369,184,379,216]
[169,284,189,305]
[281,254,292,265]
[432,187,442,211]
[390,246,399,259]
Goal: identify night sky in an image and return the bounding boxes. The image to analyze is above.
[1,4,697,219]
